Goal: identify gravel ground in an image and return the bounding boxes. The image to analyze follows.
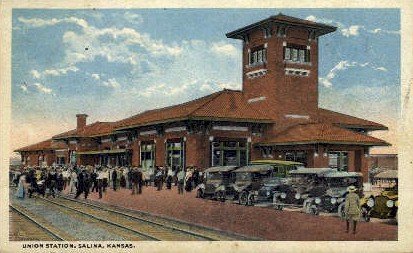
[79,185,397,241]
[10,191,126,241]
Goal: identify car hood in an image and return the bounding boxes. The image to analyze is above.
[325,187,347,197]
[232,182,250,191]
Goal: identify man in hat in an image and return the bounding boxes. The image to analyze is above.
[130,167,139,195]
[344,185,361,234]
[177,169,185,195]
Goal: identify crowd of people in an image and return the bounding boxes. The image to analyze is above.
[10,164,205,200]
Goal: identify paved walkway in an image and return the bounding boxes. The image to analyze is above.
[73,185,397,241]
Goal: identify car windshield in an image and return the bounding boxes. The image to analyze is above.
[326,177,360,188]
[236,172,251,181]
[290,174,318,185]
[207,172,223,181]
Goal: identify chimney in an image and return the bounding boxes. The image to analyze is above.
[76,114,88,131]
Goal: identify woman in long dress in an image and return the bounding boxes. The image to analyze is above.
[69,170,78,194]
[16,173,26,198]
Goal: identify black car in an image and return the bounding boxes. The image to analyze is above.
[231,164,285,206]
[272,168,334,213]
[311,171,363,215]
[195,166,238,201]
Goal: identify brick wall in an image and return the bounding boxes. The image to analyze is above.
[242,26,319,115]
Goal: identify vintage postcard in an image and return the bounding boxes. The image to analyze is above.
[1,0,412,252]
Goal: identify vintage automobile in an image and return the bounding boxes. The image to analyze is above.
[272,168,335,213]
[195,166,238,201]
[311,171,363,215]
[248,160,303,204]
[231,164,281,206]
[357,170,398,222]
[249,160,304,177]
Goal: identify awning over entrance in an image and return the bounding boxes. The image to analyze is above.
[256,123,390,147]
[77,149,130,155]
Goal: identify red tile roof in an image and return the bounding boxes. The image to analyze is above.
[15,139,67,152]
[315,108,387,130]
[258,123,389,146]
[115,89,273,130]
[53,121,116,139]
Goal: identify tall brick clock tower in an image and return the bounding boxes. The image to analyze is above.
[226,14,336,116]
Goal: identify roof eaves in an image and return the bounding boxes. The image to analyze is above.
[255,140,390,147]
[115,117,190,131]
[226,15,336,39]
[190,116,274,124]
[335,123,388,131]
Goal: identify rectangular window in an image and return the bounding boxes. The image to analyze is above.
[285,151,307,166]
[285,48,291,60]
[249,46,267,66]
[257,50,262,63]
[284,44,310,64]
[141,142,155,170]
[299,49,305,63]
[166,140,185,172]
[211,140,249,167]
[328,151,349,172]
[292,49,298,62]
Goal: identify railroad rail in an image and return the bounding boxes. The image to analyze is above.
[9,204,65,241]
[36,196,238,241]
[59,195,256,241]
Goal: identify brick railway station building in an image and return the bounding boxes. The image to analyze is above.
[15,14,389,182]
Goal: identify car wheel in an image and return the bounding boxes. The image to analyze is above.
[239,191,248,206]
[310,205,319,215]
[302,199,312,214]
[219,191,226,202]
[337,202,346,219]
[361,207,371,222]
[247,193,255,206]
[273,196,283,210]
[196,189,204,198]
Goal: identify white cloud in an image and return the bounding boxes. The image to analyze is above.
[375,66,388,72]
[60,19,182,66]
[32,82,53,94]
[102,78,120,88]
[44,66,79,76]
[18,15,242,100]
[18,16,88,28]
[369,28,400,35]
[30,70,41,79]
[124,12,143,24]
[30,66,78,79]
[20,84,28,92]
[199,83,215,92]
[138,83,167,97]
[319,60,388,87]
[210,42,238,57]
[217,82,241,90]
[91,73,100,80]
[305,15,317,22]
[341,25,363,37]
[305,15,399,37]
[19,16,182,68]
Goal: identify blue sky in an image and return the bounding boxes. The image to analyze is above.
[11,8,400,155]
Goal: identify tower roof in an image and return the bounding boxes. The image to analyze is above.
[226,13,337,39]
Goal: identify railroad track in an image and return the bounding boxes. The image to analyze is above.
[36,196,239,241]
[9,204,65,241]
[60,195,257,240]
